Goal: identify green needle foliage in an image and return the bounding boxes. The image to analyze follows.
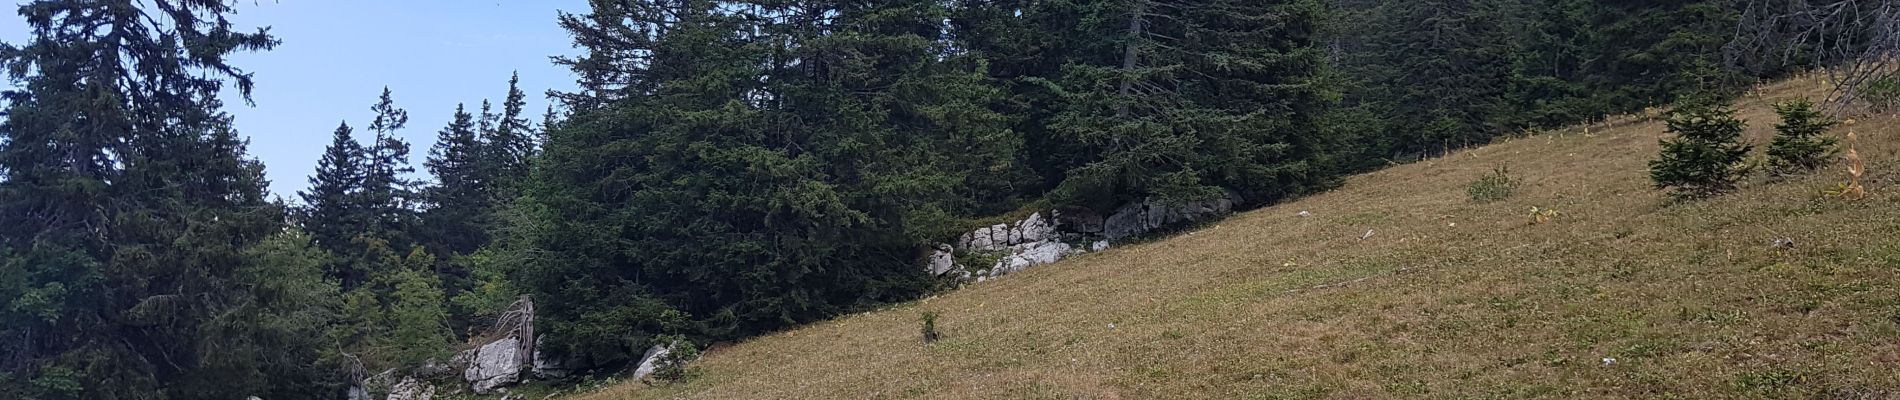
[1767,99,1840,176]
[1650,103,1753,199]
[0,0,1876,395]
[0,1,344,397]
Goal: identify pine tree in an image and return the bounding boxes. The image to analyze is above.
[1332,0,1517,158]
[538,104,562,153]
[0,0,339,397]
[1650,103,1753,199]
[359,88,417,245]
[1767,99,1840,175]
[1001,0,1335,208]
[302,122,368,254]
[423,104,490,255]
[530,0,762,363]
[482,73,536,196]
[527,0,1041,363]
[477,99,498,142]
[1320,0,1750,163]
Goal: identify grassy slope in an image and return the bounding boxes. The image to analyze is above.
[569,77,1900,399]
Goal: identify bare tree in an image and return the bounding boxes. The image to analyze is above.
[1730,0,1900,112]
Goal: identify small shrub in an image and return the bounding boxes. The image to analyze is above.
[920,311,942,343]
[649,335,700,384]
[1767,99,1840,175]
[1862,75,1900,113]
[1467,166,1518,202]
[1650,103,1753,199]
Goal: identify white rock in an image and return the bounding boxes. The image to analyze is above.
[990,224,1010,248]
[1297,210,1312,218]
[1020,213,1050,242]
[1007,225,1023,245]
[982,241,1074,278]
[970,227,993,251]
[1142,201,1168,231]
[386,377,436,400]
[1019,241,1071,265]
[1002,255,1033,275]
[463,336,523,394]
[1103,198,1234,239]
[632,343,676,380]
[1091,240,1110,252]
[926,245,957,276]
[1059,210,1105,234]
[1103,202,1150,239]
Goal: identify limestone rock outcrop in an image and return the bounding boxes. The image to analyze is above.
[631,343,673,381]
[461,336,523,394]
[452,296,548,394]
[385,377,436,400]
[927,195,1237,281]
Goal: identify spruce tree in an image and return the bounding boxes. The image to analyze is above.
[1024,0,1334,208]
[1650,104,1753,199]
[1331,0,1516,158]
[0,0,339,397]
[360,88,417,245]
[477,99,498,142]
[528,0,1035,363]
[485,72,536,191]
[302,122,368,254]
[533,0,764,362]
[538,104,562,154]
[423,104,490,255]
[1767,99,1840,175]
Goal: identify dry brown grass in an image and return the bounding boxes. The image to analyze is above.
[565,77,1900,399]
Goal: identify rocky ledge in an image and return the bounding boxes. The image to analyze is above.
[928,194,1237,281]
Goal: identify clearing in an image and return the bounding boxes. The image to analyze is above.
[566,76,1900,399]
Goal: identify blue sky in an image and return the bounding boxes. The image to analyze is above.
[1,0,590,199]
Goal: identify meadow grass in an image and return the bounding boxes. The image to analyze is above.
[564,76,1900,399]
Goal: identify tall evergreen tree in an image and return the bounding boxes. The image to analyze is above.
[528,0,1033,364]
[359,88,417,246]
[960,0,1335,209]
[1331,0,1517,160]
[1320,0,1751,166]
[476,99,498,141]
[423,104,489,256]
[301,122,367,254]
[479,73,536,198]
[538,104,562,154]
[0,0,340,397]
